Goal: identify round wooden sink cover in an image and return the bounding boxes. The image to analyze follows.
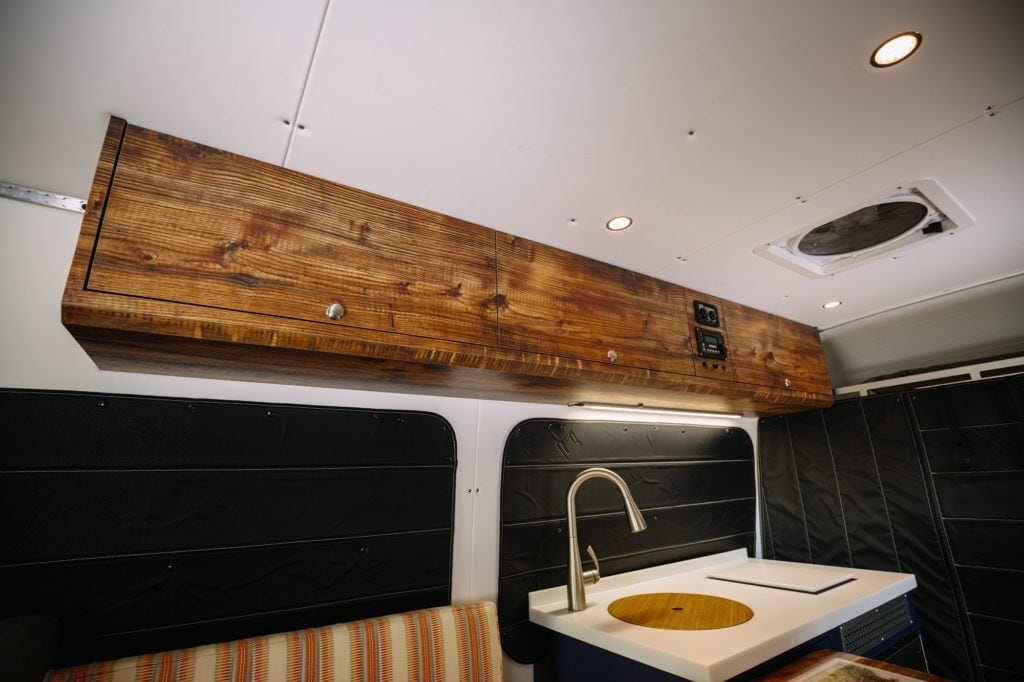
[607,593,753,630]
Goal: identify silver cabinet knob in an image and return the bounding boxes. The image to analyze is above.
[784,377,792,387]
[607,350,618,363]
[325,302,346,320]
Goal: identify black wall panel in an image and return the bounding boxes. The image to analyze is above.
[821,401,899,571]
[920,424,1024,473]
[786,411,851,566]
[759,416,810,562]
[760,375,1024,680]
[945,521,1024,571]
[498,419,755,664]
[932,473,1024,519]
[973,616,1024,673]
[0,389,456,666]
[862,396,975,682]
[760,394,974,680]
[958,567,1024,621]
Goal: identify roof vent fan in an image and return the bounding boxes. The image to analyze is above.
[755,179,973,278]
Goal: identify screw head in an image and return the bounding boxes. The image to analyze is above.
[326,302,346,320]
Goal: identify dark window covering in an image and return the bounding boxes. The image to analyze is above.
[787,411,851,566]
[759,415,811,562]
[497,419,755,664]
[0,389,457,666]
[759,375,1024,680]
[864,396,975,680]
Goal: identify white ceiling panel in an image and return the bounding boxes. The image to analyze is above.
[663,98,1024,329]
[287,0,1024,312]
[0,0,328,198]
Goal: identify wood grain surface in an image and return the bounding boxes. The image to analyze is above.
[756,649,950,681]
[88,124,499,347]
[725,300,833,395]
[496,233,693,375]
[607,592,754,630]
[62,118,835,415]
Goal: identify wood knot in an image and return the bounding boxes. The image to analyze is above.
[216,240,249,261]
[446,282,464,297]
[764,351,776,364]
[484,293,509,312]
[231,273,259,286]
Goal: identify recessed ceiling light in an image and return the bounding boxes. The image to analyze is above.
[822,300,843,310]
[606,216,633,231]
[870,32,922,67]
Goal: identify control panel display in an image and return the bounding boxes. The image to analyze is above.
[694,300,720,327]
[696,327,728,360]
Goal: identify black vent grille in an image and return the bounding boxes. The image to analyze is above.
[798,201,928,256]
[840,595,914,655]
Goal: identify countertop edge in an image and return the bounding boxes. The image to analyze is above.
[528,552,918,682]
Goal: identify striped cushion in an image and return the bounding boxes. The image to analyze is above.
[46,602,501,682]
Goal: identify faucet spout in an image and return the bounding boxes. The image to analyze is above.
[566,467,647,611]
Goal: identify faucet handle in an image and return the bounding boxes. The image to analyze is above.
[583,544,601,586]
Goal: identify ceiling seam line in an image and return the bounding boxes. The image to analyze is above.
[281,0,334,167]
[660,93,1024,269]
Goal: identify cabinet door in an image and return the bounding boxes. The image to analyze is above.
[496,234,692,374]
[725,302,832,395]
[87,125,498,347]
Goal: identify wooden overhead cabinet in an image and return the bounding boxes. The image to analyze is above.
[63,118,834,415]
[725,301,833,395]
[496,234,693,375]
[86,123,499,347]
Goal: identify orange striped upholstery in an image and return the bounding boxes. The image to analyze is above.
[46,602,502,682]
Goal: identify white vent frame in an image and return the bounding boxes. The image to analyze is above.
[755,178,974,278]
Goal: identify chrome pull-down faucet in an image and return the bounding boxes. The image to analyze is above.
[566,467,648,611]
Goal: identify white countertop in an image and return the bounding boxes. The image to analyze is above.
[528,549,916,682]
